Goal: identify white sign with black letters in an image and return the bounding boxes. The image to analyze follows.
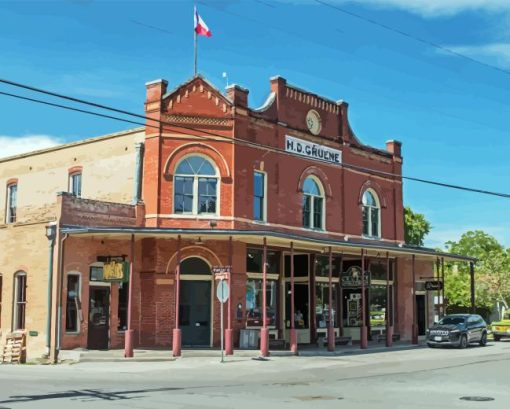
[285,135,342,164]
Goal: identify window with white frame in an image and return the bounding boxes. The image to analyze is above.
[362,190,381,238]
[173,156,218,215]
[69,172,82,197]
[65,273,81,333]
[6,184,17,224]
[13,271,27,330]
[302,177,324,229]
[253,171,266,221]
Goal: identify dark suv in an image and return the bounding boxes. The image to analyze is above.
[427,314,488,348]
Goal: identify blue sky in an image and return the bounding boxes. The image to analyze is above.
[1,0,510,248]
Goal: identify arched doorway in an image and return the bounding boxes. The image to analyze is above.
[180,257,212,347]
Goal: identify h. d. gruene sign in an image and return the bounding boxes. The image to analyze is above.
[285,135,342,164]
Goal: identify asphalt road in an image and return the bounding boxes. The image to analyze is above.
[1,342,510,408]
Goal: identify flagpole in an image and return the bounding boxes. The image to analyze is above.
[194,28,198,77]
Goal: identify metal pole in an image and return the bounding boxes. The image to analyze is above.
[441,257,445,317]
[412,254,418,345]
[470,262,476,314]
[194,27,198,76]
[260,237,269,357]
[386,252,393,347]
[221,279,224,363]
[45,236,55,357]
[436,258,440,322]
[339,256,344,337]
[172,235,182,357]
[361,249,368,349]
[225,236,234,355]
[327,247,335,351]
[124,234,135,358]
[290,242,297,354]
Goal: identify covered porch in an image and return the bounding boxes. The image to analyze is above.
[56,227,476,359]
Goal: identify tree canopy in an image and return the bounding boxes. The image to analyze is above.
[404,206,431,247]
[444,230,510,309]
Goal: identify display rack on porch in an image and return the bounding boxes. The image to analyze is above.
[1,332,26,364]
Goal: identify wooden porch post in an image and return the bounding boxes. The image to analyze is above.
[260,237,269,357]
[385,252,393,347]
[289,241,298,354]
[412,254,418,345]
[360,249,368,349]
[172,235,182,357]
[225,236,234,355]
[124,234,135,358]
[327,247,335,351]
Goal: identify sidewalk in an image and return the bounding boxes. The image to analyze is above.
[58,340,426,363]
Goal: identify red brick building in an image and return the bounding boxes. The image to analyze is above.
[1,74,474,360]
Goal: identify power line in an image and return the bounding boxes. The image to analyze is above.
[314,0,510,78]
[2,79,510,200]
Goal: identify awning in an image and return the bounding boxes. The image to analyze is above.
[59,225,475,263]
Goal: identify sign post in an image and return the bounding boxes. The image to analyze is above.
[216,277,229,363]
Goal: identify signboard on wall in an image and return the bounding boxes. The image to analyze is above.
[341,266,370,288]
[425,280,443,291]
[285,135,342,164]
[103,261,129,282]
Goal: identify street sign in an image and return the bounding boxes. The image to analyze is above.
[212,266,231,274]
[425,281,443,291]
[216,279,229,303]
[214,272,229,280]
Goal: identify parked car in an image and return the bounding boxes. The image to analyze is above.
[427,314,488,348]
[491,312,510,341]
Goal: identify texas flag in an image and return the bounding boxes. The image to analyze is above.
[194,7,212,37]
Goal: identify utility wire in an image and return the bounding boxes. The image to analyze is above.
[314,0,510,78]
[2,81,510,200]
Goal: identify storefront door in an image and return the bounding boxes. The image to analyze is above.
[416,294,426,335]
[180,280,211,347]
[87,286,110,350]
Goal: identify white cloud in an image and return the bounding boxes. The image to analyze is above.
[0,135,62,159]
[352,0,510,17]
[445,42,510,67]
[281,1,510,17]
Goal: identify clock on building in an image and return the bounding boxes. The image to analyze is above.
[306,109,322,135]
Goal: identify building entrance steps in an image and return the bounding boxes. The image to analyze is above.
[57,340,426,363]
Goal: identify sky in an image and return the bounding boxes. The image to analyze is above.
[1,0,510,249]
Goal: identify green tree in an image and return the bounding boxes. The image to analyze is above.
[404,207,431,246]
[444,230,510,309]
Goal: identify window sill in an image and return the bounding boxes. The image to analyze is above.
[65,331,81,336]
[170,214,220,219]
[362,235,381,241]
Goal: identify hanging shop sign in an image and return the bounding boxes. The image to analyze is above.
[425,280,443,291]
[285,135,342,164]
[341,266,370,288]
[103,261,129,282]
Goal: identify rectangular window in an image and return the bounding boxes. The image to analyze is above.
[315,283,338,328]
[6,184,17,224]
[253,171,265,221]
[14,274,26,330]
[315,256,342,278]
[118,281,129,331]
[371,208,379,237]
[362,206,369,236]
[198,177,217,214]
[69,173,82,197]
[246,248,280,274]
[302,196,311,228]
[245,279,277,327]
[0,275,3,328]
[65,274,80,332]
[174,176,194,213]
[313,197,323,229]
[90,266,104,281]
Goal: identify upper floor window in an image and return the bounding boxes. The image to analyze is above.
[362,190,381,238]
[13,271,27,330]
[69,172,82,197]
[253,171,266,222]
[302,177,324,230]
[174,155,218,215]
[6,184,17,224]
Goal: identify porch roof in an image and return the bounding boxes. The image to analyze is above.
[59,225,476,263]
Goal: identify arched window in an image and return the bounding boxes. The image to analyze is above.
[180,257,211,275]
[174,155,218,215]
[302,177,324,229]
[362,190,380,238]
[13,271,27,330]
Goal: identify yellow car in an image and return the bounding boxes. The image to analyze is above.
[370,311,386,327]
[491,312,510,341]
